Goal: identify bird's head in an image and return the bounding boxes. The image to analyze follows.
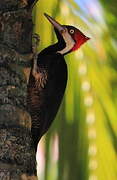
[44,13,90,55]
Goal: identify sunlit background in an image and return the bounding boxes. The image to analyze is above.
[33,0,117,179]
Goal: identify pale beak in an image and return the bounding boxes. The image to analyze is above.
[44,13,65,33]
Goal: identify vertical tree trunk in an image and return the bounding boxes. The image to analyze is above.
[0,0,37,179]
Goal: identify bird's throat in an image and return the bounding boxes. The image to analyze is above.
[57,31,75,55]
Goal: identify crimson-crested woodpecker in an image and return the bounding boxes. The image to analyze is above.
[27,13,90,151]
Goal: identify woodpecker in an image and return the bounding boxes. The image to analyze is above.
[27,13,90,151]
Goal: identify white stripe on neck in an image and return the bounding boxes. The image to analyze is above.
[57,30,75,55]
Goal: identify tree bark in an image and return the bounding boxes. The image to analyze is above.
[0,0,37,179]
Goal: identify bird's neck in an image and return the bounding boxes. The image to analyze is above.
[40,39,73,56]
[39,28,76,56]
[57,31,75,55]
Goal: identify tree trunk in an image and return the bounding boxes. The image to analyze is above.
[0,0,37,179]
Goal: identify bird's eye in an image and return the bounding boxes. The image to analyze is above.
[70,29,74,34]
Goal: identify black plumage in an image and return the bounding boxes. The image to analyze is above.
[27,13,90,151]
[27,49,67,151]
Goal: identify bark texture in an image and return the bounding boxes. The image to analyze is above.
[0,0,37,179]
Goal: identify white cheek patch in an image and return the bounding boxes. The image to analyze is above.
[57,30,75,55]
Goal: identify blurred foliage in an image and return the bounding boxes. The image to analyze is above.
[33,0,117,179]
